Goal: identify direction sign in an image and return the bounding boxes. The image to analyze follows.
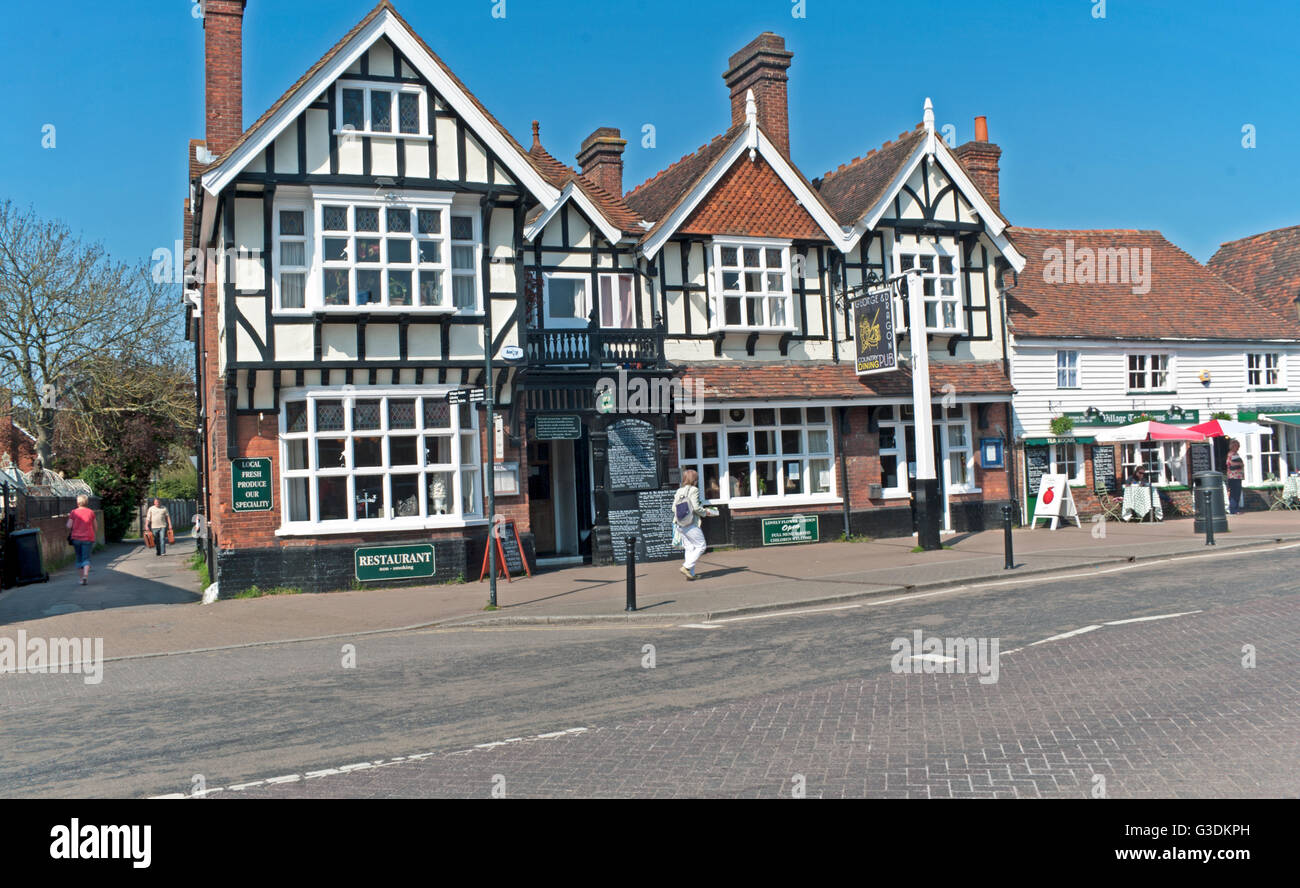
[448,388,486,405]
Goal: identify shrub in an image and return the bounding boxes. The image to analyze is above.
[78,464,143,542]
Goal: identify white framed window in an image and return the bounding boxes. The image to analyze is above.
[1121,441,1183,485]
[1049,441,1085,485]
[875,403,977,496]
[1126,353,1171,392]
[542,272,589,328]
[336,81,429,138]
[310,192,480,313]
[1056,350,1079,389]
[709,239,793,331]
[274,206,309,311]
[598,273,635,328]
[1246,352,1282,389]
[676,405,835,505]
[895,242,963,333]
[279,388,481,534]
[1258,427,1281,481]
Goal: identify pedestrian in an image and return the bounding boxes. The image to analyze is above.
[1127,463,1147,486]
[673,469,718,581]
[146,498,173,556]
[1225,438,1246,514]
[66,494,97,586]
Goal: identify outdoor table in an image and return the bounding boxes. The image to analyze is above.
[1121,484,1163,521]
[1285,475,1300,502]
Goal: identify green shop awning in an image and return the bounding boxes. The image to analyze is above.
[1261,413,1300,427]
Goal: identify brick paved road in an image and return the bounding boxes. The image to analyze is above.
[226,596,1297,799]
[2,546,1295,798]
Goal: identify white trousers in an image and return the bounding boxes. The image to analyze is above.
[681,525,707,570]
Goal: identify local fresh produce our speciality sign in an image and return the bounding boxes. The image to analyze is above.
[231,458,272,512]
[355,544,436,582]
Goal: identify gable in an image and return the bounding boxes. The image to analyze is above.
[199,5,556,207]
[679,154,826,241]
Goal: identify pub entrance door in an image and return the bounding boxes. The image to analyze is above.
[527,433,593,563]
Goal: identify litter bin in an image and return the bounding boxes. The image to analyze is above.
[1193,470,1228,535]
[3,528,49,587]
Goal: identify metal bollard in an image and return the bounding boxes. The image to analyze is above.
[1202,488,1215,546]
[1002,503,1015,570]
[625,536,637,612]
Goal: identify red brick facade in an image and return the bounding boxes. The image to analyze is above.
[203,0,246,156]
[723,32,793,156]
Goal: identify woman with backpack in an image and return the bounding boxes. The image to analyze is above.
[673,469,718,580]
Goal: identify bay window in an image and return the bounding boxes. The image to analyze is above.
[709,240,793,330]
[280,389,481,532]
[677,406,835,504]
[296,192,480,313]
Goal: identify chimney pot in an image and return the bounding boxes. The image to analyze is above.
[954,116,1002,211]
[723,32,793,156]
[974,115,989,142]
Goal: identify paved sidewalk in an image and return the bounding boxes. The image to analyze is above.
[1,512,1296,659]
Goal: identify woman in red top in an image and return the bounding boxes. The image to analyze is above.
[66,494,97,585]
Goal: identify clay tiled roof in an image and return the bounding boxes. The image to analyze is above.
[815,126,926,225]
[678,153,826,241]
[623,126,743,223]
[1207,225,1300,335]
[681,360,1013,401]
[1006,227,1299,340]
[527,138,644,235]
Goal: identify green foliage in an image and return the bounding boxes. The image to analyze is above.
[232,585,304,600]
[1211,411,1233,421]
[79,464,143,542]
[187,550,210,590]
[1049,415,1075,436]
[155,463,198,500]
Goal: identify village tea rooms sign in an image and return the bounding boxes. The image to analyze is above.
[853,286,898,376]
[355,544,436,582]
[231,458,273,512]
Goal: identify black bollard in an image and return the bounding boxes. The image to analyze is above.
[1002,502,1015,570]
[1202,488,1215,546]
[625,536,637,612]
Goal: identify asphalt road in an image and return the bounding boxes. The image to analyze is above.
[1,543,1296,798]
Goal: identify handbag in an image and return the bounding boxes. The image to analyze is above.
[167,528,175,544]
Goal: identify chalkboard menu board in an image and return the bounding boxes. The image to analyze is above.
[496,520,525,575]
[1187,443,1213,479]
[1025,444,1049,495]
[607,419,658,492]
[609,488,676,564]
[1091,444,1118,492]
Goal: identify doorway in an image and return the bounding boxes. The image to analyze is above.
[527,432,594,562]
[906,425,951,532]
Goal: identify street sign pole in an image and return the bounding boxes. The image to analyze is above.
[907,268,942,551]
[484,313,498,610]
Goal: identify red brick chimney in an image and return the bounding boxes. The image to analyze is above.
[576,127,627,196]
[204,0,247,156]
[723,32,793,156]
[954,115,1002,211]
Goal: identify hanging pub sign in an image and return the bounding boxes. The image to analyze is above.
[853,287,897,376]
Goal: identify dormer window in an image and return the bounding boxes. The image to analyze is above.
[336,81,428,138]
[708,239,794,331]
[895,242,964,334]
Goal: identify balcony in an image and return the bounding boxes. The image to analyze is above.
[524,327,665,369]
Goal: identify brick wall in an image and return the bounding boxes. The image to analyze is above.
[203,0,245,156]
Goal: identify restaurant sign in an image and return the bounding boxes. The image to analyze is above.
[1064,408,1199,427]
[355,544,436,582]
[853,287,897,376]
[761,515,820,546]
[231,458,273,512]
[534,414,582,440]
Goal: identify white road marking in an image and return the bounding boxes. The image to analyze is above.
[148,726,595,798]
[699,603,864,625]
[1031,625,1102,645]
[1104,610,1202,626]
[679,623,724,629]
[910,653,958,664]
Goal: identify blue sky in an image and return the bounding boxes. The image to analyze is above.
[1,0,1295,271]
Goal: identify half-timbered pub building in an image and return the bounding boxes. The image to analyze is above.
[188,1,1027,595]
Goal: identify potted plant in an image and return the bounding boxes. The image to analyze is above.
[1133,412,1155,423]
[1211,411,1232,421]
[1049,415,1075,436]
